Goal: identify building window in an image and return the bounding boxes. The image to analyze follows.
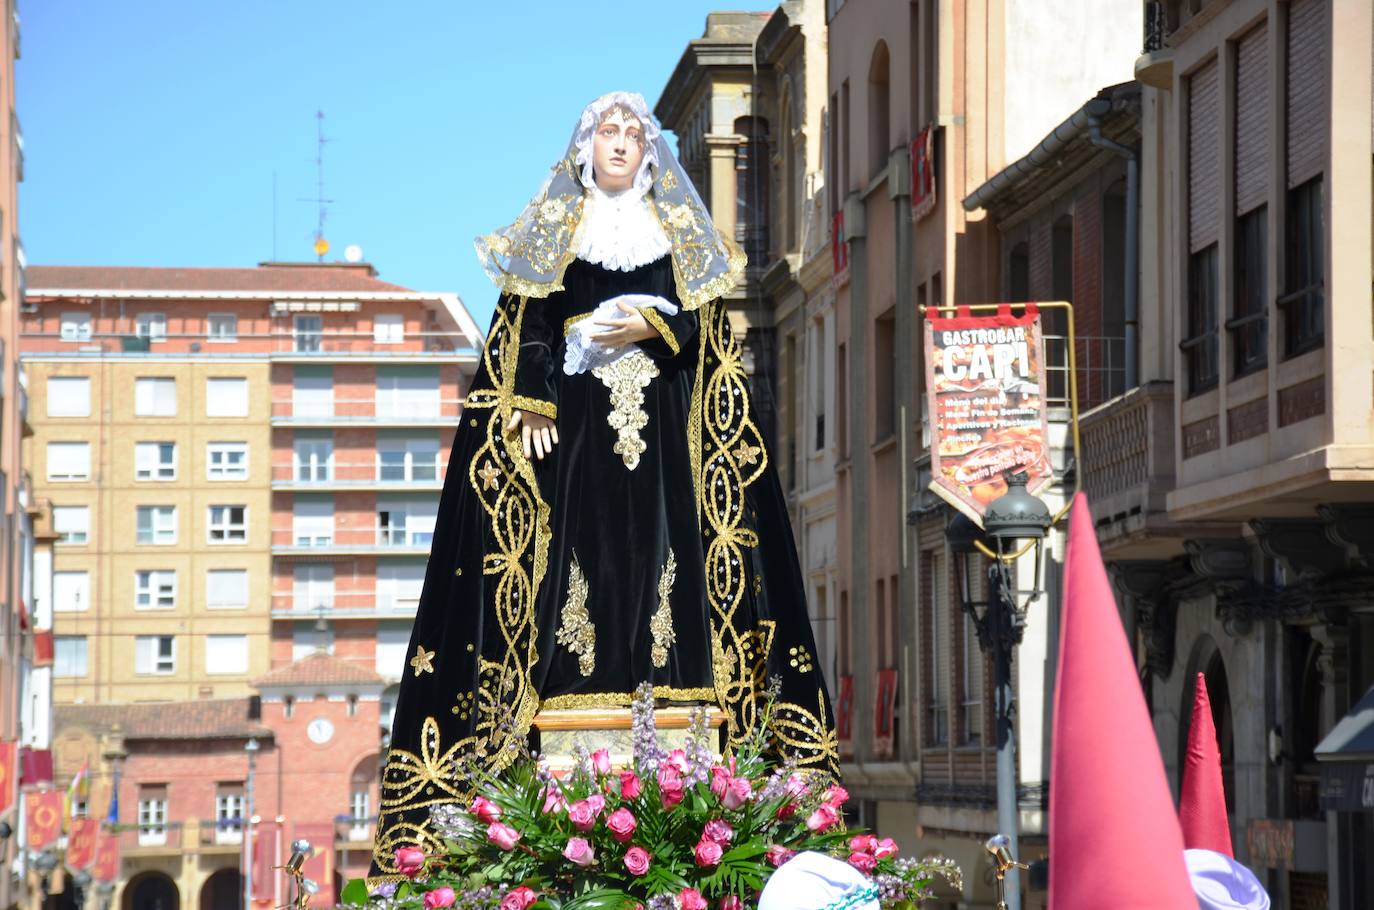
[734,116,770,269]
[53,570,90,613]
[134,442,177,481]
[873,309,895,442]
[137,787,169,845]
[135,636,176,675]
[206,569,249,611]
[868,41,891,179]
[377,435,439,482]
[292,496,334,546]
[293,563,335,611]
[292,366,334,418]
[135,505,177,545]
[283,695,296,719]
[206,377,249,418]
[1230,207,1267,377]
[205,634,249,675]
[207,313,238,342]
[1183,245,1219,395]
[207,442,249,480]
[1008,241,1030,301]
[54,636,88,677]
[377,499,436,548]
[1281,176,1324,358]
[60,312,92,342]
[808,317,827,454]
[294,434,333,482]
[135,312,167,341]
[47,376,90,417]
[347,694,359,717]
[836,342,848,460]
[54,505,90,545]
[46,441,90,482]
[294,315,323,352]
[376,366,440,420]
[134,377,177,417]
[373,314,404,344]
[214,785,244,844]
[135,570,177,610]
[924,551,948,746]
[377,560,426,613]
[208,505,247,543]
[961,611,984,745]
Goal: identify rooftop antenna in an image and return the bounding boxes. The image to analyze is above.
[298,110,334,261]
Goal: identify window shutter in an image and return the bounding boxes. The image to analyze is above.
[1234,24,1269,215]
[1189,59,1221,252]
[1286,0,1327,188]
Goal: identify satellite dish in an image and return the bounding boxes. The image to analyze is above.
[344,244,364,263]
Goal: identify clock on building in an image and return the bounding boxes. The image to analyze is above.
[306,717,334,744]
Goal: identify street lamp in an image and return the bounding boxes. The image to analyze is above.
[96,881,115,910]
[947,472,1050,910]
[33,848,59,910]
[72,870,93,910]
[243,738,260,910]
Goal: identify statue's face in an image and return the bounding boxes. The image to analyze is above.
[592,107,646,192]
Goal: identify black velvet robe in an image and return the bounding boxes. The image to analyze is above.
[369,254,837,881]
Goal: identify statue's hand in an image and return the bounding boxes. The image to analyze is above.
[592,301,658,349]
[505,409,559,460]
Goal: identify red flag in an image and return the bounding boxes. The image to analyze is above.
[0,741,15,815]
[252,817,278,902]
[26,789,64,850]
[1049,494,1195,908]
[67,817,99,869]
[1179,672,1234,856]
[18,747,53,786]
[92,832,120,882]
[295,823,336,907]
[32,631,53,666]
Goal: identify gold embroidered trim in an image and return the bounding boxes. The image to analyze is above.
[639,307,680,356]
[592,350,659,470]
[511,394,558,420]
[538,686,719,711]
[563,311,594,337]
[650,548,678,667]
[555,555,595,677]
[409,645,435,677]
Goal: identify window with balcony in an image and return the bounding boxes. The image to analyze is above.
[46,441,90,481]
[60,312,92,342]
[376,367,440,420]
[377,560,426,613]
[1282,177,1324,358]
[293,563,335,612]
[135,569,177,610]
[207,442,248,480]
[206,569,248,610]
[1184,245,1219,395]
[1230,207,1268,376]
[134,377,177,417]
[214,785,244,844]
[376,622,411,678]
[377,434,439,482]
[47,376,90,417]
[206,634,249,675]
[54,505,90,545]
[206,377,249,418]
[135,505,177,545]
[374,314,404,344]
[293,433,333,482]
[294,315,323,352]
[293,496,334,546]
[207,313,238,342]
[377,497,436,547]
[135,442,177,481]
[207,505,247,543]
[135,312,167,341]
[135,636,176,675]
[54,636,88,677]
[138,787,169,845]
[292,366,334,418]
[53,570,89,613]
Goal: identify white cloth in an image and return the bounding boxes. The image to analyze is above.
[1185,849,1271,910]
[759,851,880,910]
[575,184,671,272]
[563,293,678,376]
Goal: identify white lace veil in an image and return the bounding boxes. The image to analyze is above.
[474,91,745,311]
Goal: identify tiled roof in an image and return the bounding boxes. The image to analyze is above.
[54,698,271,741]
[28,263,418,295]
[251,651,386,689]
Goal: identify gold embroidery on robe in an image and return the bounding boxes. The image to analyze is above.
[650,548,678,667]
[555,555,595,676]
[592,350,659,470]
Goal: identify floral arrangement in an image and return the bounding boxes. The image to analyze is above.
[344,682,959,910]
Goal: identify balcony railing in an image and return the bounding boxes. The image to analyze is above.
[1042,334,1128,412]
[1143,0,1167,53]
[273,460,447,487]
[272,591,420,618]
[1079,381,1175,543]
[334,815,379,844]
[20,327,478,358]
[118,822,185,852]
[272,398,464,424]
[272,524,434,552]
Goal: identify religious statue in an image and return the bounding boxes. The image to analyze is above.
[370,91,837,881]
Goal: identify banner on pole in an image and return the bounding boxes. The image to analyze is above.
[0,741,14,816]
[92,831,120,882]
[67,817,99,869]
[924,303,1053,522]
[26,789,63,850]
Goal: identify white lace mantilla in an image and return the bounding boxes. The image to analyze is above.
[576,184,671,272]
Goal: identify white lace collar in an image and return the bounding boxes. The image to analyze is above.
[576,184,671,272]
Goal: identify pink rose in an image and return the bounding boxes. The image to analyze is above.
[710,764,731,799]
[499,887,538,910]
[486,822,520,850]
[806,803,840,832]
[471,795,501,824]
[678,888,708,910]
[783,772,810,799]
[849,834,877,854]
[694,836,724,867]
[722,776,752,810]
[719,898,744,910]
[586,793,606,816]
[542,783,567,814]
[424,888,456,909]
[623,845,651,876]
[591,747,613,775]
[824,784,849,807]
[394,845,426,877]
[666,749,689,773]
[607,807,638,843]
[658,765,685,809]
[873,837,899,859]
[567,799,599,832]
[765,844,795,867]
[847,851,877,873]
[619,770,642,799]
[703,819,734,844]
[775,800,797,820]
[562,836,595,866]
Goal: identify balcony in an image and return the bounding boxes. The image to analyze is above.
[271,398,464,427]
[1043,334,1128,412]
[1135,0,1174,89]
[118,822,185,856]
[1079,381,1180,556]
[271,591,420,620]
[198,818,244,852]
[271,524,433,556]
[334,815,378,845]
[272,460,447,491]
[20,326,478,361]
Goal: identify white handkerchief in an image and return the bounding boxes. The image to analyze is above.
[562,293,679,376]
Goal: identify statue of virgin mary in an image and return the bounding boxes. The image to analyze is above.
[370,91,837,880]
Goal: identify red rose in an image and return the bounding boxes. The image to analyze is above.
[486,822,520,850]
[678,888,708,910]
[607,807,638,843]
[665,749,689,773]
[694,836,724,868]
[394,846,425,877]
[591,748,612,775]
[719,898,744,910]
[806,803,840,832]
[562,837,595,867]
[471,796,501,824]
[709,765,730,799]
[658,765,686,809]
[848,851,877,873]
[873,836,899,859]
[498,887,537,910]
[567,799,599,832]
[542,784,567,814]
[824,784,849,807]
[775,800,798,820]
[849,833,877,854]
[783,773,810,799]
[619,770,642,799]
[722,776,752,810]
[765,844,795,867]
[703,819,734,844]
[423,887,455,909]
[623,846,651,876]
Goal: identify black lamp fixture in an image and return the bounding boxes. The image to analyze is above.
[0,819,12,840]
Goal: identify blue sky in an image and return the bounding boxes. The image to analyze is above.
[18,1,778,326]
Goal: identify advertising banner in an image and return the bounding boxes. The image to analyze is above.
[924,303,1053,521]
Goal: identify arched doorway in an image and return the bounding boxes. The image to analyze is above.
[122,871,179,910]
[198,868,240,910]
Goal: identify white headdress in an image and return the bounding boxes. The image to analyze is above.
[474,91,745,310]
[1185,849,1271,910]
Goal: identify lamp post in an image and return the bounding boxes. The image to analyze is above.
[32,849,58,910]
[948,472,1050,910]
[243,738,260,910]
[96,881,115,910]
